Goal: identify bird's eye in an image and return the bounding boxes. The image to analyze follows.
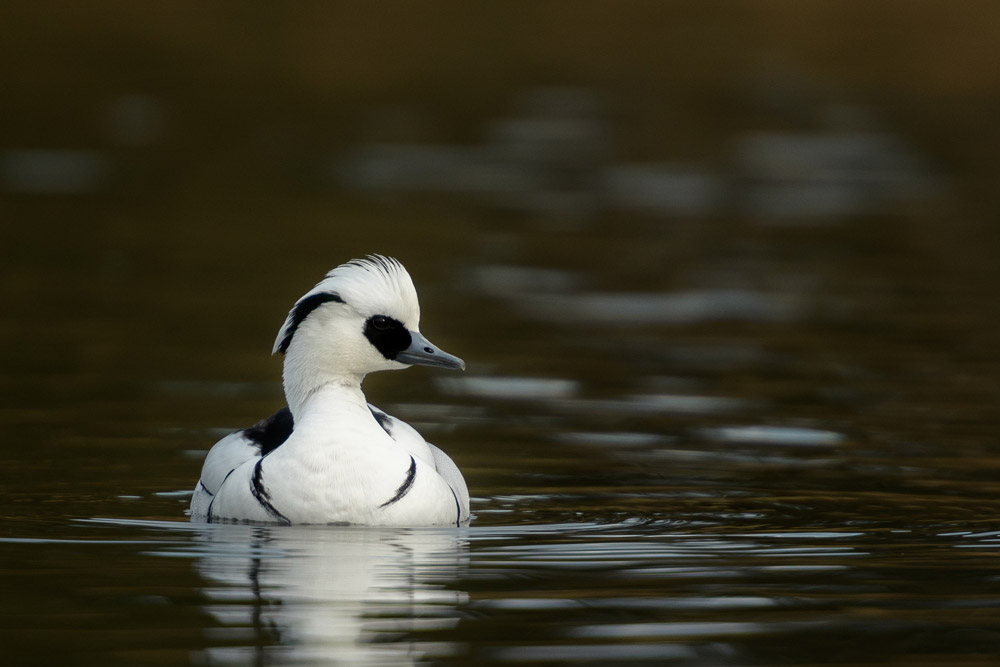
[371,315,391,330]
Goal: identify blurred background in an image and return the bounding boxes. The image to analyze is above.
[3,3,1000,666]
[4,1,999,488]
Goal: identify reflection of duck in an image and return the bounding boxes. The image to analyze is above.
[190,256,470,526]
[194,524,468,666]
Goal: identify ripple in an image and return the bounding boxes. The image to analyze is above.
[489,644,698,662]
[699,425,847,447]
[569,620,769,639]
[555,431,671,448]
[437,376,579,400]
[515,289,801,325]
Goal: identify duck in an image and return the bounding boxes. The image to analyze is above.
[189,255,470,526]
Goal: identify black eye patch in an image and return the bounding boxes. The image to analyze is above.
[364,315,411,360]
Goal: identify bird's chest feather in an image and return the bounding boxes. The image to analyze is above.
[256,425,414,521]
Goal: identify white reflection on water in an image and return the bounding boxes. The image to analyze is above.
[516,289,802,326]
[700,425,847,447]
[437,376,579,401]
[50,517,1000,665]
[166,523,467,666]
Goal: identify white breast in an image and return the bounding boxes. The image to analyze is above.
[195,386,468,526]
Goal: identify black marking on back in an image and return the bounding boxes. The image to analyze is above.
[251,459,291,525]
[243,407,295,456]
[369,406,394,438]
[379,455,417,508]
[364,315,412,361]
[277,291,345,354]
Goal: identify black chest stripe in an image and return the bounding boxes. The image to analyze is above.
[251,459,291,525]
[379,456,417,508]
[369,407,394,437]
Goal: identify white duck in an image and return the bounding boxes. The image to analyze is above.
[189,255,469,526]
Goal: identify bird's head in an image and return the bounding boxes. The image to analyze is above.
[274,256,464,404]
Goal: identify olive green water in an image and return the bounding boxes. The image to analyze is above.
[3,4,1000,666]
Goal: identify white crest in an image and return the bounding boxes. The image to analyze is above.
[272,255,420,355]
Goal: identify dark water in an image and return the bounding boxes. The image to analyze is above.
[4,4,1000,666]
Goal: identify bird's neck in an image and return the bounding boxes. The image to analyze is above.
[282,351,368,420]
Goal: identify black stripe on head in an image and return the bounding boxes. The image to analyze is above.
[277,291,344,355]
[364,315,412,361]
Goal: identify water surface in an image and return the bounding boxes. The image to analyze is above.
[4,4,1000,665]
